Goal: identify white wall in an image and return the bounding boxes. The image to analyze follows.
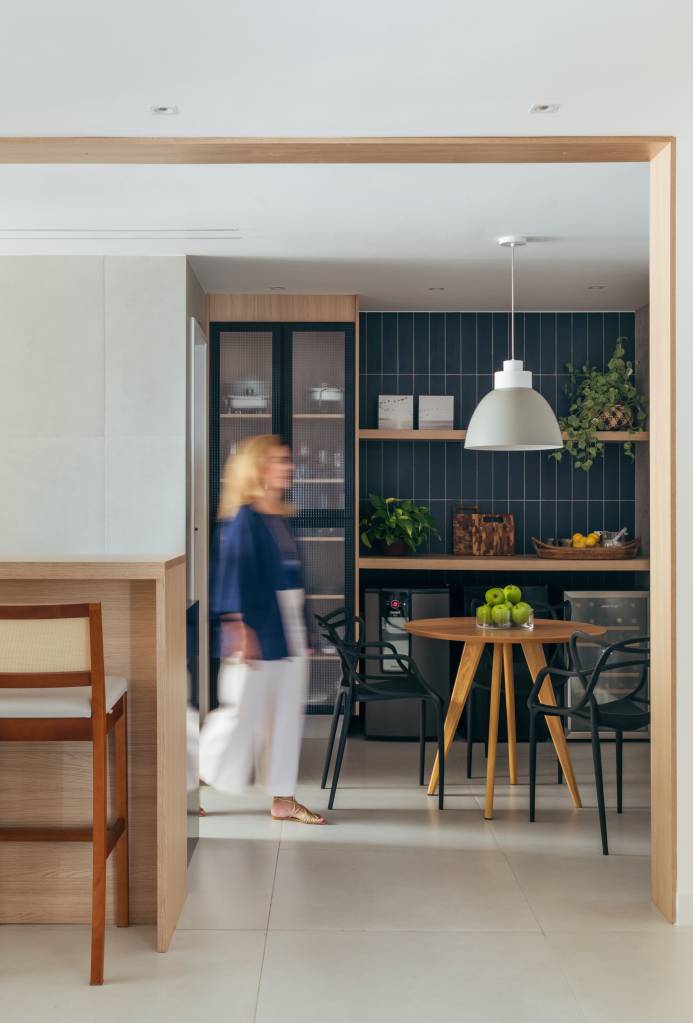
[0,255,187,555]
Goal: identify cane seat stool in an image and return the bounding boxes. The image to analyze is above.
[0,602,129,985]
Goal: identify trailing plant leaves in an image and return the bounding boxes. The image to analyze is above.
[551,338,648,473]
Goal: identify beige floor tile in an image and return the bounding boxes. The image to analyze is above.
[506,850,669,932]
[257,930,586,1023]
[485,806,650,857]
[269,842,539,932]
[178,837,279,930]
[281,804,498,850]
[199,784,284,840]
[547,931,693,1023]
[0,926,264,1022]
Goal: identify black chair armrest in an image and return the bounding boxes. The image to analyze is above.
[527,665,577,717]
[352,647,442,701]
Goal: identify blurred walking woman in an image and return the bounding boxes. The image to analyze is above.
[200,435,326,825]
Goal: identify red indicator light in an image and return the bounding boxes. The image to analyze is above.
[391,600,399,608]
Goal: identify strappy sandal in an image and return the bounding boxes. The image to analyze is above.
[271,799,327,825]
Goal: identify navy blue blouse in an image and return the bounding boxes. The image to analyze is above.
[211,505,304,661]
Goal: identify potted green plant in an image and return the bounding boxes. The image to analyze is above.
[360,494,440,555]
[552,338,648,472]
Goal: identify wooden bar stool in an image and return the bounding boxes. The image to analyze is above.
[0,602,129,985]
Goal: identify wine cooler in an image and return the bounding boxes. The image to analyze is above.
[563,590,649,737]
[209,321,355,711]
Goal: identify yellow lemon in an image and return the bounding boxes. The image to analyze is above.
[585,535,598,547]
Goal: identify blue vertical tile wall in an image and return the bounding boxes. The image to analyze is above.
[360,311,638,554]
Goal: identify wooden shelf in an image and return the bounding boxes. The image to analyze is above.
[359,429,466,441]
[220,412,271,419]
[294,413,344,420]
[358,429,649,443]
[305,594,345,601]
[359,554,650,572]
[297,536,344,542]
[591,431,649,442]
[295,478,344,484]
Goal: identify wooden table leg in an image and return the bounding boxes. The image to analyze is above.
[483,645,503,819]
[502,644,518,785]
[521,642,582,808]
[427,640,485,796]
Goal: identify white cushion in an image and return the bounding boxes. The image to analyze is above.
[0,676,128,719]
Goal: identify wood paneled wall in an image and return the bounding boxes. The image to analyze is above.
[208,293,358,323]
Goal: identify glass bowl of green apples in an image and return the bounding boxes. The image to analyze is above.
[475,585,534,630]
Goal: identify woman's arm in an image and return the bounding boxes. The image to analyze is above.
[212,511,261,661]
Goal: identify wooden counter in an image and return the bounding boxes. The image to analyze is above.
[0,555,187,952]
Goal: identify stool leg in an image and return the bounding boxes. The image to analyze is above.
[556,684,565,784]
[437,703,445,810]
[90,724,108,985]
[328,690,353,810]
[616,730,624,815]
[483,646,503,820]
[115,695,130,927]
[321,689,343,789]
[502,644,517,785]
[529,712,538,822]
[466,689,474,779]
[591,716,609,855]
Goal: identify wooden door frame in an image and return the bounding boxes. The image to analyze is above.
[0,134,676,920]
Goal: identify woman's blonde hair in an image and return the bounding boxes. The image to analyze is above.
[218,434,291,519]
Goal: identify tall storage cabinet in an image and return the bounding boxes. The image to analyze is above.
[210,321,356,712]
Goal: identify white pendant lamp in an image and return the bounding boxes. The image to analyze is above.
[465,236,563,452]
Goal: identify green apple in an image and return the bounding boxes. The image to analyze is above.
[476,604,492,627]
[491,604,511,627]
[485,587,505,606]
[511,603,532,627]
[503,584,522,605]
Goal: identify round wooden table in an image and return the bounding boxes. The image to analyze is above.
[405,617,606,819]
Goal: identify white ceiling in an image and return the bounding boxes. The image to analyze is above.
[0,162,648,309]
[4,0,687,309]
[1,1,691,136]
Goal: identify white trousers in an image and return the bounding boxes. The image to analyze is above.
[199,655,308,795]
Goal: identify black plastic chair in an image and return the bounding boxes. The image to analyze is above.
[465,599,570,781]
[315,607,446,810]
[527,631,650,854]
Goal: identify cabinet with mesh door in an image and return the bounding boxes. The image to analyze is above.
[209,321,355,711]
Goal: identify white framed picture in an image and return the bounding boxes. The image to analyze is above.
[378,394,414,430]
[418,395,454,430]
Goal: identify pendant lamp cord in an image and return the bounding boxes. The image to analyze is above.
[510,242,516,361]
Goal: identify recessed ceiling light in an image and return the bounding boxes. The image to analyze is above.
[587,284,606,290]
[269,285,287,292]
[151,105,179,116]
[529,103,561,114]
[428,286,445,292]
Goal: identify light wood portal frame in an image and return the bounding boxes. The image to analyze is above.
[0,134,675,921]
